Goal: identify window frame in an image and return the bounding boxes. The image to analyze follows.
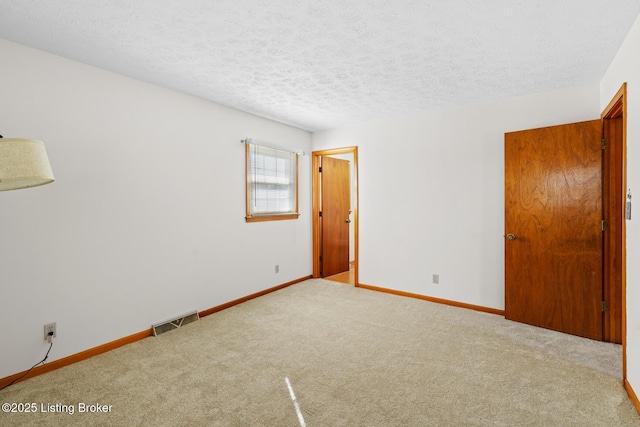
[245,142,300,223]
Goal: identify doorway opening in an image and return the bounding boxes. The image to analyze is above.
[312,147,359,286]
[503,83,627,375]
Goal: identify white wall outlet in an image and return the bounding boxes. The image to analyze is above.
[44,322,57,340]
[275,265,279,274]
[432,274,439,284]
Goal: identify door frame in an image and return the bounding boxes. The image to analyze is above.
[312,147,359,285]
[601,83,627,377]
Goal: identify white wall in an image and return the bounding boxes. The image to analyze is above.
[312,85,600,309]
[0,40,312,379]
[600,12,640,400]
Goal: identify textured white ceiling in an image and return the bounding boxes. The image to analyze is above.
[1,1,639,131]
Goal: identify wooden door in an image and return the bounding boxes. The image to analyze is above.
[321,156,350,277]
[504,120,603,340]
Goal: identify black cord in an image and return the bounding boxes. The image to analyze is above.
[0,341,53,391]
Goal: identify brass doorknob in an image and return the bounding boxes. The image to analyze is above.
[346,219,351,223]
[505,233,516,240]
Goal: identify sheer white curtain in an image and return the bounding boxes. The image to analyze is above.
[248,143,297,216]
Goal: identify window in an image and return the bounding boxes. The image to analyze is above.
[245,142,299,222]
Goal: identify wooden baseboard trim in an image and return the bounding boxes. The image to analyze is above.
[199,275,312,318]
[625,379,640,415]
[0,275,312,390]
[0,329,153,390]
[357,283,505,316]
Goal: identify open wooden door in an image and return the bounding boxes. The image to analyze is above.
[504,120,603,340]
[320,156,351,277]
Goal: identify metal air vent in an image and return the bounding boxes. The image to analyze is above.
[152,310,199,336]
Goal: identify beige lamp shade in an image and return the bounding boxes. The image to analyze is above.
[0,138,55,191]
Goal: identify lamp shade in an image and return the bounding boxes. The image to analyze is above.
[0,138,55,191]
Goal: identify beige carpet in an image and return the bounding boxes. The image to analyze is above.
[1,279,638,426]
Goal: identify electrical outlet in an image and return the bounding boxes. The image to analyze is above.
[432,274,439,284]
[44,322,57,340]
[275,265,280,274]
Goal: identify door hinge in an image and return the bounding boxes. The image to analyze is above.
[319,211,323,217]
[602,301,610,312]
[602,138,609,149]
[602,220,609,231]
[319,167,322,173]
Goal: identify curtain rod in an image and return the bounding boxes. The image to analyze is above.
[241,138,307,155]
